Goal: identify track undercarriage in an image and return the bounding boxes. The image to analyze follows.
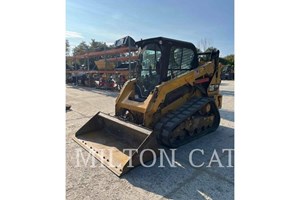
[155,97,220,147]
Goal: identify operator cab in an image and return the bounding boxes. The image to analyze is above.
[134,37,198,101]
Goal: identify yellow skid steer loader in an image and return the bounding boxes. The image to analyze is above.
[73,37,223,176]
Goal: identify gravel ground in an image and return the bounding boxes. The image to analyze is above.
[66,80,234,200]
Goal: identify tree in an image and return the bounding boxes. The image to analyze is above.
[218,54,234,66]
[219,57,229,65]
[88,39,112,70]
[72,41,89,56]
[71,42,89,68]
[89,39,102,52]
[66,40,70,56]
[224,54,234,65]
[89,39,110,52]
[71,39,115,70]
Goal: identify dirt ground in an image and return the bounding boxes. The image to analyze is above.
[66,80,234,200]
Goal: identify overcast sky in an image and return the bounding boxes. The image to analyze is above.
[66,0,234,56]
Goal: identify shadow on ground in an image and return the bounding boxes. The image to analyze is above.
[220,90,234,96]
[220,109,234,122]
[122,125,234,199]
[67,84,119,98]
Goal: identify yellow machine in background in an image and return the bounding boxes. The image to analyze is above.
[73,37,223,176]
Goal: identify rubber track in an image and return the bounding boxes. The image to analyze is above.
[154,97,220,147]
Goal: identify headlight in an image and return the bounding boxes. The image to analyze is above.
[208,84,220,92]
[208,85,215,92]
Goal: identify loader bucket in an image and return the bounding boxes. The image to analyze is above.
[73,112,158,176]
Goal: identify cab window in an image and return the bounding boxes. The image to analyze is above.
[168,47,194,79]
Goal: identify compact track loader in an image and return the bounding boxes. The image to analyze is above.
[73,37,223,176]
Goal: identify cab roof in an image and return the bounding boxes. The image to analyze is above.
[135,37,197,51]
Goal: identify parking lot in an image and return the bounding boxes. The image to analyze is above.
[66,80,234,200]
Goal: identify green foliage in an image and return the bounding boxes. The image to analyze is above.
[66,40,70,56]
[89,39,111,52]
[201,46,234,66]
[219,54,234,66]
[219,57,228,65]
[72,41,89,56]
[70,39,115,70]
[224,54,234,65]
[72,39,112,56]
